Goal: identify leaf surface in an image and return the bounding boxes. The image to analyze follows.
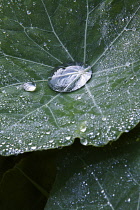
[45,130,140,209]
[0,0,140,155]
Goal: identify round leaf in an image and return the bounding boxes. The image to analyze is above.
[0,0,140,155]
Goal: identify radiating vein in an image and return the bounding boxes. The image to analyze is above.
[7,5,63,64]
[3,94,60,131]
[1,52,53,68]
[20,23,63,64]
[92,173,115,210]
[85,85,104,117]
[128,171,140,210]
[41,0,74,62]
[83,1,102,63]
[83,0,89,63]
[90,5,140,69]
[47,105,60,128]
[77,156,115,210]
[137,192,140,210]
[0,80,49,90]
[128,171,140,186]
[0,82,23,90]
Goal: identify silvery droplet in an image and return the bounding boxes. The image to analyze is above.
[23,82,36,92]
[48,63,92,92]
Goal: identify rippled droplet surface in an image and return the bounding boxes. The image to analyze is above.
[48,63,92,92]
[23,82,36,92]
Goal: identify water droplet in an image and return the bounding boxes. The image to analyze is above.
[27,10,31,15]
[49,140,53,143]
[66,136,71,140]
[102,117,106,121]
[48,63,92,92]
[46,131,50,135]
[82,139,88,145]
[77,95,82,100]
[31,146,36,150]
[125,62,130,67]
[125,198,131,203]
[127,90,130,94]
[23,82,36,92]
[80,127,87,132]
[132,27,136,31]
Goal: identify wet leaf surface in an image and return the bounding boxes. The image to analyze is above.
[0,0,140,155]
[0,125,139,209]
[45,127,140,209]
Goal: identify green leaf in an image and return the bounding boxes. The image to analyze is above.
[0,126,139,209]
[45,129,140,209]
[1,0,140,155]
[0,150,56,209]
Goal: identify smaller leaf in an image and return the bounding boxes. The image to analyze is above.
[48,64,92,92]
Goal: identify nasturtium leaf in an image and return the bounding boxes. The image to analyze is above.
[45,136,140,210]
[0,0,140,155]
[48,64,92,92]
[0,150,56,209]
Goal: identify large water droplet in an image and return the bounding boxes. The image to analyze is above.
[48,63,92,92]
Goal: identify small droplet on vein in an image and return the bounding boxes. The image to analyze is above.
[23,82,36,92]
